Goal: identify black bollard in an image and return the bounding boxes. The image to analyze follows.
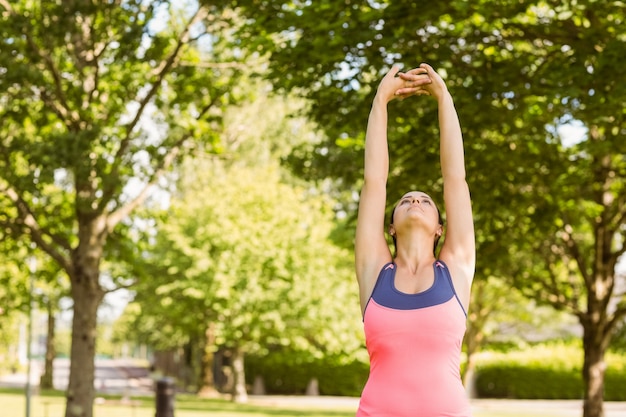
[155,377,175,417]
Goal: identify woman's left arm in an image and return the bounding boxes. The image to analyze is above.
[437,87,475,277]
[402,64,475,298]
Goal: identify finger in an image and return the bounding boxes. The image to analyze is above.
[395,86,429,96]
[408,77,432,90]
[386,65,402,79]
[398,73,431,85]
[403,66,428,76]
[398,71,427,80]
[419,63,438,78]
[400,91,431,98]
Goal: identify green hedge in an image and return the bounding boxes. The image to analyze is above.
[245,343,626,400]
[473,344,626,401]
[475,363,626,400]
[245,353,368,397]
[475,364,583,399]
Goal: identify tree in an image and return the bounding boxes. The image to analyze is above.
[118,86,362,401]
[0,1,254,416]
[232,2,626,416]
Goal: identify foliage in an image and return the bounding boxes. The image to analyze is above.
[245,342,626,400]
[0,238,67,373]
[475,343,626,401]
[1,2,623,414]
[245,351,368,397]
[0,245,29,315]
[231,2,626,415]
[475,276,580,346]
[476,363,584,400]
[0,313,21,373]
[113,80,363,389]
[0,1,266,415]
[53,327,72,359]
[609,319,626,352]
[0,0,252,273]
[233,0,626,312]
[123,159,361,358]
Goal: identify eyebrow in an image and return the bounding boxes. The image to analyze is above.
[400,195,433,202]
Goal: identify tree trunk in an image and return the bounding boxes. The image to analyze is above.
[65,237,105,417]
[40,300,56,390]
[198,323,219,397]
[581,319,608,417]
[463,321,481,399]
[231,347,248,403]
[463,352,478,399]
[463,294,484,400]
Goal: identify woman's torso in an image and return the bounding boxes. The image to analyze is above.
[356,260,471,417]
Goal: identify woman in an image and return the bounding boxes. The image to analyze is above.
[355,63,475,417]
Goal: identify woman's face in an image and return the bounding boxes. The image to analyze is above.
[393,191,441,232]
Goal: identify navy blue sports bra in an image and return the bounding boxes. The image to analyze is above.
[368,260,466,316]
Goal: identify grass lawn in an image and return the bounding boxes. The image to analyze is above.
[0,390,355,417]
[0,388,592,417]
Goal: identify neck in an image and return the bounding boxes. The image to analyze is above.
[394,234,436,273]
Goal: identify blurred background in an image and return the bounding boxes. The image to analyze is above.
[0,1,625,417]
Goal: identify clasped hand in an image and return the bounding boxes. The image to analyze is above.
[376,63,448,103]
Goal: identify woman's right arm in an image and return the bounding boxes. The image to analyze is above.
[355,66,430,312]
[355,91,393,311]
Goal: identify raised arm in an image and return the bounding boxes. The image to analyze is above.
[401,63,475,303]
[355,66,431,312]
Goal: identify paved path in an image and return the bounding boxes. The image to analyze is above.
[247,396,626,416]
[0,358,153,396]
[248,396,626,417]
[473,399,626,417]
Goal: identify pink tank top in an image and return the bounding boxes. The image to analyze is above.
[356,261,471,417]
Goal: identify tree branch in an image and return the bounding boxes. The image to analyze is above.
[561,223,592,286]
[104,279,138,295]
[37,88,73,122]
[16,5,76,127]
[611,197,626,260]
[547,270,581,314]
[607,305,626,335]
[617,231,626,260]
[0,0,13,15]
[106,138,181,231]
[1,184,72,273]
[108,6,209,179]
[0,2,71,124]
[178,60,247,69]
[106,92,219,231]
[608,192,626,228]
